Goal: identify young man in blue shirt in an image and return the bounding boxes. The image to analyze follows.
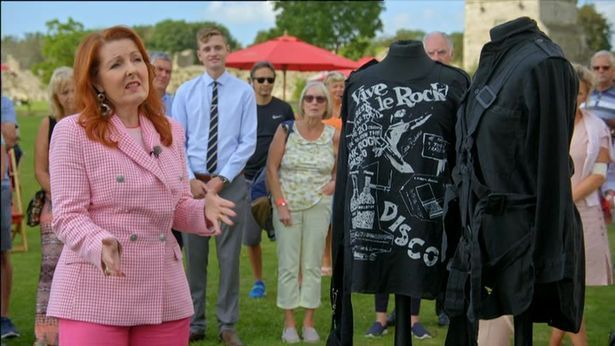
[172,27,256,346]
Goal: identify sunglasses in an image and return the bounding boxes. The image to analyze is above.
[304,95,327,104]
[592,65,611,71]
[253,77,275,84]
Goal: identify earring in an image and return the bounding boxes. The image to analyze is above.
[97,91,111,117]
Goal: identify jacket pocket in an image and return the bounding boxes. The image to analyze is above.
[476,104,523,177]
[479,205,535,317]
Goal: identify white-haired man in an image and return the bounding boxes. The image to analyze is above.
[423,31,454,65]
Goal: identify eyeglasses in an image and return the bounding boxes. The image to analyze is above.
[253,77,275,84]
[303,95,327,104]
[592,65,611,71]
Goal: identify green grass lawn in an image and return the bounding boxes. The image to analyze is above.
[4,102,615,345]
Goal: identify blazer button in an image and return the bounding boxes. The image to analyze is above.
[116,175,125,183]
[159,234,167,242]
[130,234,138,241]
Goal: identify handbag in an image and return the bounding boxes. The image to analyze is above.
[250,167,274,239]
[249,121,295,240]
[601,194,613,224]
[26,190,46,227]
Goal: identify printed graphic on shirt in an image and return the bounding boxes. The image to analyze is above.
[346,81,451,266]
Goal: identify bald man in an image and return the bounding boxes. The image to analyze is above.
[423,31,454,65]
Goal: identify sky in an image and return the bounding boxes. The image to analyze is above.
[1,1,614,47]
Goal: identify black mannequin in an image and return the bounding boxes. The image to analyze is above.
[369,40,435,80]
[327,40,470,346]
[446,16,581,346]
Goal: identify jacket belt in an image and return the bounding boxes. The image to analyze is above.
[445,163,536,343]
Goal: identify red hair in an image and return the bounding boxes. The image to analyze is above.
[73,26,171,147]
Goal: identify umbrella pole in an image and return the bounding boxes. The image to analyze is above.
[283,70,287,101]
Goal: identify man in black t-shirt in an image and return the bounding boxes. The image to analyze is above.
[244,61,294,299]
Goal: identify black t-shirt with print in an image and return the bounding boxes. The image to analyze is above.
[335,62,469,298]
[244,97,294,180]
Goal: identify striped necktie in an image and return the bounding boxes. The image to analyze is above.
[206,81,218,173]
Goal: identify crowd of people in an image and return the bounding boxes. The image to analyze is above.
[0,23,613,346]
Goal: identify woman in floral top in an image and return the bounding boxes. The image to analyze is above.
[267,81,339,344]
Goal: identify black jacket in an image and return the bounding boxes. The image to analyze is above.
[444,17,583,345]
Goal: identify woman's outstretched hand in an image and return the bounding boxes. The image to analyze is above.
[204,188,237,235]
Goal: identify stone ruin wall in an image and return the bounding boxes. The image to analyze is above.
[463,0,586,72]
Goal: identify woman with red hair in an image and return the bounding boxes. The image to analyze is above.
[47,26,236,346]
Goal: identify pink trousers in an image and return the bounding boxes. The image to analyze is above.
[58,317,189,346]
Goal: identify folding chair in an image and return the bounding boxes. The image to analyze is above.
[8,148,27,252]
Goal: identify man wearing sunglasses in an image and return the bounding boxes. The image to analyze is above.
[244,61,294,300]
[586,51,615,227]
[586,50,615,126]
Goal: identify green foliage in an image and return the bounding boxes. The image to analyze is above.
[339,36,373,61]
[133,25,155,46]
[147,20,241,55]
[147,20,195,55]
[578,4,612,52]
[367,29,427,61]
[378,28,426,48]
[253,27,284,45]
[449,32,464,66]
[271,1,384,57]
[32,18,90,84]
[292,77,307,103]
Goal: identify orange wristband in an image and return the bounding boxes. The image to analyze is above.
[275,198,288,207]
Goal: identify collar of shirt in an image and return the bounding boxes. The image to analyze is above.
[202,70,231,87]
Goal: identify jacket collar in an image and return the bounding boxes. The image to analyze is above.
[108,114,168,187]
[489,17,539,43]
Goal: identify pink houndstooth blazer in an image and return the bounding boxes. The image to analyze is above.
[48,114,212,326]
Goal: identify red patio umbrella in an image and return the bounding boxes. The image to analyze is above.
[226,34,359,99]
[310,56,379,82]
[339,56,378,77]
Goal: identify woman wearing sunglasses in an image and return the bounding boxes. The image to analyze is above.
[266,81,340,343]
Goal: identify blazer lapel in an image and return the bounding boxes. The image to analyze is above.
[109,115,169,188]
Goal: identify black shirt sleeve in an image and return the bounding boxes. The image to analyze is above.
[523,57,578,281]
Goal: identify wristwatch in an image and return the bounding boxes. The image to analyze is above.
[275,197,288,207]
[217,175,230,185]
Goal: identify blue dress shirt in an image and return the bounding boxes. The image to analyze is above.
[162,92,174,117]
[1,96,16,124]
[172,70,257,181]
[1,96,16,185]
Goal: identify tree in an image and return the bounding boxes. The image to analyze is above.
[133,25,155,48]
[147,20,194,54]
[339,36,373,60]
[577,4,611,52]
[148,20,241,55]
[377,29,425,48]
[33,18,89,84]
[272,1,384,56]
[254,27,284,45]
